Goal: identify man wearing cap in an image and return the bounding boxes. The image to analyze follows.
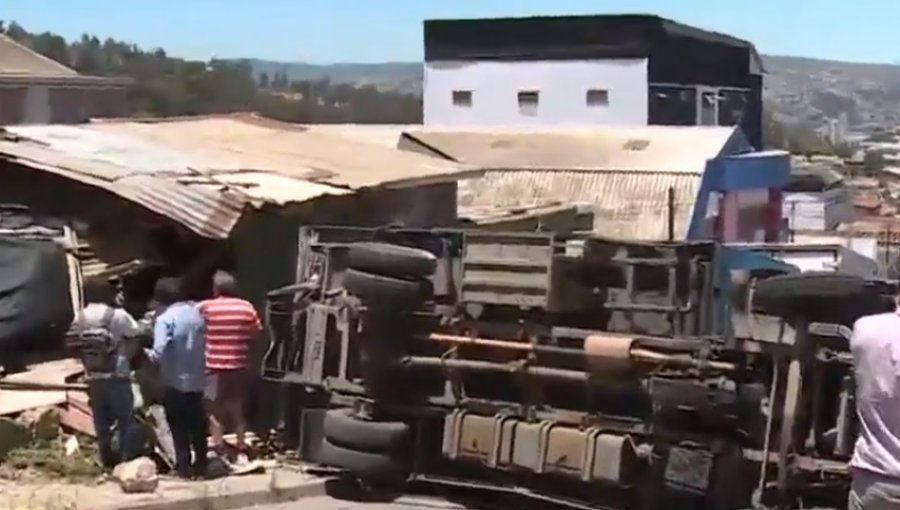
[848,287,900,509]
[198,271,261,463]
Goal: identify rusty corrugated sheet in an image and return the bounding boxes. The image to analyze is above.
[85,117,480,189]
[0,124,356,239]
[0,135,246,239]
[458,170,701,241]
[115,175,246,238]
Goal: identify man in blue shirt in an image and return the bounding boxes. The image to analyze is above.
[146,277,207,479]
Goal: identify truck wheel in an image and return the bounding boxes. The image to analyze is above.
[348,242,437,278]
[753,272,868,316]
[324,409,410,452]
[318,438,407,482]
[343,269,433,305]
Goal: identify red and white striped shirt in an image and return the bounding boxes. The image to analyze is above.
[197,297,262,371]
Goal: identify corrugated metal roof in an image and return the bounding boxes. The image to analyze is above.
[0,34,77,77]
[0,118,471,239]
[9,125,205,175]
[0,137,247,238]
[86,117,479,189]
[181,171,351,206]
[299,124,413,148]
[404,125,741,173]
[458,169,700,241]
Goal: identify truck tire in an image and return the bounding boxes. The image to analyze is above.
[343,269,433,305]
[324,409,410,452]
[348,242,437,278]
[753,272,868,315]
[318,438,407,482]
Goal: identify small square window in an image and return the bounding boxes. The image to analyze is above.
[518,90,539,116]
[452,90,473,107]
[586,89,609,106]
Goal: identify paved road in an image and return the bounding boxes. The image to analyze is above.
[251,494,472,509]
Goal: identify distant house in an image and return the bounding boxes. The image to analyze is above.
[0,34,130,124]
[782,164,853,232]
[423,14,764,148]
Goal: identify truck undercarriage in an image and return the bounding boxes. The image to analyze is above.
[262,226,895,509]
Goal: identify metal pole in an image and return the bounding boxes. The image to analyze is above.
[667,187,676,241]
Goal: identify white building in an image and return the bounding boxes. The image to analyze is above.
[423,14,765,148]
[782,165,853,232]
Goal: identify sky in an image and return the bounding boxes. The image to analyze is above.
[3,0,897,64]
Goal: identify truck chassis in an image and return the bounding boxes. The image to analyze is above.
[262,226,894,509]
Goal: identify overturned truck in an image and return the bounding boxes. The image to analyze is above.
[263,226,894,509]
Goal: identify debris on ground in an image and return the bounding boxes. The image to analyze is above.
[2,438,102,482]
[0,418,30,460]
[0,359,84,416]
[112,456,158,493]
[141,405,175,469]
[63,436,79,457]
[18,407,61,441]
[0,356,282,485]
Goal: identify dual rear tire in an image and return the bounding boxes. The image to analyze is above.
[318,408,411,483]
[342,242,437,307]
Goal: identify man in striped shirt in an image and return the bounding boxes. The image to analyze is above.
[197,271,261,460]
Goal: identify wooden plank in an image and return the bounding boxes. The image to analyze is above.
[0,359,84,416]
[146,405,176,468]
[59,405,95,437]
[66,390,92,415]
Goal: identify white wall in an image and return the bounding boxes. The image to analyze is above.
[23,85,51,124]
[424,59,648,126]
[783,187,853,231]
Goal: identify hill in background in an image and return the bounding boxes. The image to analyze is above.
[244,56,900,135]
[3,17,898,151]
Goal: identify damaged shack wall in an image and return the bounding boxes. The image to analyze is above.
[231,182,459,312]
[0,161,157,230]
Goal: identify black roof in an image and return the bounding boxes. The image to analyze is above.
[424,14,763,73]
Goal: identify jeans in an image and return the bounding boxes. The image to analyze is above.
[88,378,139,469]
[163,387,208,478]
[850,469,900,509]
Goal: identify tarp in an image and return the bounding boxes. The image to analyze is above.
[0,236,73,360]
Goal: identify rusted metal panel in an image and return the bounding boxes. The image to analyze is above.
[461,232,554,308]
[458,170,700,241]
[86,116,481,190]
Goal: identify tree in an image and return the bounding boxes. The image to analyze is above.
[832,142,856,159]
[3,20,427,123]
[863,150,886,174]
[5,21,27,41]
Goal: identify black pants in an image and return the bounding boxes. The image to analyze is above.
[162,387,208,478]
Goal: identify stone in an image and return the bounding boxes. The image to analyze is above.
[18,407,61,441]
[112,456,159,493]
[0,418,29,460]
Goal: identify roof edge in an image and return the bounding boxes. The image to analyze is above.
[0,74,133,86]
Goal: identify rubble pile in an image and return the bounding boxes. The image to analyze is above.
[0,356,271,490]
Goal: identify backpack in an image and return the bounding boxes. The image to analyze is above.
[76,306,119,374]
